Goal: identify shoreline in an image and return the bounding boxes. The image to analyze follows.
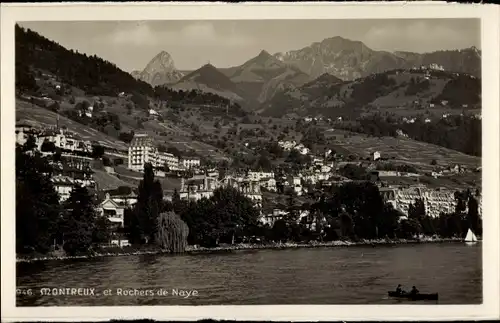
[16,237,466,264]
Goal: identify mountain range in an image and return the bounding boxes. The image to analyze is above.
[17,23,481,120]
[273,37,481,80]
[133,36,480,106]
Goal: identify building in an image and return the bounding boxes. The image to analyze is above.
[85,106,93,118]
[149,109,160,118]
[180,157,201,169]
[234,180,263,208]
[54,154,94,187]
[97,193,126,228]
[178,173,264,207]
[15,123,40,146]
[179,175,219,201]
[379,185,456,218]
[97,193,129,247]
[104,188,138,208]
[247,171,275,182]
[287,176,303,195]
[259,209,287,226]
[157,151,180,171]
[35,128,91,153]
[259,177,277,192]
[128,133,158,171]
[373,151,381,161]
[278,140,297,151]
[51,175,76,202]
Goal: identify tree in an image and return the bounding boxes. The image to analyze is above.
[408,198,426,220]
[93,215,111,246]
[16,144,61,254]
[16,63,38,93]
[271,219,290,242]
[23,135,37,152]
[338,164,368,180]
[129,163,163,244]
[323,181,385,239]
[102,156,112,167]
[166,146,181,157]
[399,218,422,238]
[48,101,60,112]
[255,154,272,172]
[178,186,259,246]
[40,140,57,152]
[61,186,97,255]
[171,188,183,213]
[339,209,354,238]
[156,211,189,253]
[91,144,105,159]
[467,194,481,235]
[208,186,260,244]
[119,131,134,143]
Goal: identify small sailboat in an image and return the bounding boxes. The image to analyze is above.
[464,228,478,245]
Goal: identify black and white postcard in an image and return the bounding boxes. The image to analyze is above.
[1,2,499,322]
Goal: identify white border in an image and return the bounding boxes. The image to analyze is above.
[1,2,499,321]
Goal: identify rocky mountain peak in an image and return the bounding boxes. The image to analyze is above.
[132,50,184,86]
[257,49,272,59]
[143,50,176,73]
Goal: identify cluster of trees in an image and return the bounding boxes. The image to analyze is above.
[261,182,403,242]
[153,86,245,117]
[434,74,481,107]
[16,25,153,97]
[122,163,259,248]
[405,78,430,96]
[338,164,369,180]
[16,137,111,256]
[125,175,479,245]
[301,126,326,149]
[347,73,397,108]
[376,163,418,173]
[170,187,260,246]
[60,100,122,137]
[343,114,481,157]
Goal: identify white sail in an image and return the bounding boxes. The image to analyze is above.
[465,228,477,242]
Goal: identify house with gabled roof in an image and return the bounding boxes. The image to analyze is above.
[97,193,126,228]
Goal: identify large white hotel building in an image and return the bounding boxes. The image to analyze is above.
[127,133,199,172]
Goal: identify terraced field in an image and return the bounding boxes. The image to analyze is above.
[16,100,128,151]
[325,129,480,170]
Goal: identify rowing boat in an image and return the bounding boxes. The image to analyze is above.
[388,291,438,301]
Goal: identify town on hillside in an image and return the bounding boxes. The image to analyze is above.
[16,118,482,250]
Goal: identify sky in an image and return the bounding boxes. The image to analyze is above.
[19,19,480,72]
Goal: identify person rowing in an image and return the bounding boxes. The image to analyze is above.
[410,286,419,295]
[395,284,403,295]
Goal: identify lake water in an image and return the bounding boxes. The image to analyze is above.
[16,242,482,306]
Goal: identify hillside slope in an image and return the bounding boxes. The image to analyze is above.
[172,64,252,103]
[260,68,480,118]
[15,25,153,97]
[223,50,311,103]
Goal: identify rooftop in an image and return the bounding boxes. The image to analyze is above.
[130,134,154,147]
